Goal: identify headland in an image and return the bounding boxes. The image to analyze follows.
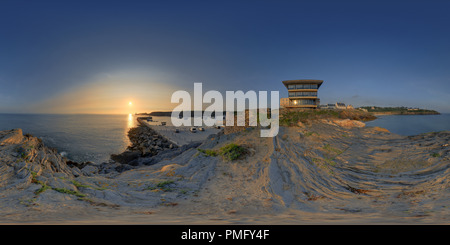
[359,106,440,116]
[0,109,449,224]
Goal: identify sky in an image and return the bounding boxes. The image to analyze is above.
[0,0,449,114]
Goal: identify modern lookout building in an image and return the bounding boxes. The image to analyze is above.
[280,79,323,109]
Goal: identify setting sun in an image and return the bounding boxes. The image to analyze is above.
[129,101,132,106]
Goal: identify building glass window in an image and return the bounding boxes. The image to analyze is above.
[290,84,318,90]
[290,99,316,105]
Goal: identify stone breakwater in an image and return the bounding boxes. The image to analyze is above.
[109,125,178,167]
[127,126,177,154]
[1,121,450,224]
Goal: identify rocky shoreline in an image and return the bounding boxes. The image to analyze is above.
[67,124,203,175]
[371,111,441,116]
[110,125,177,165]
[0,119,449,224]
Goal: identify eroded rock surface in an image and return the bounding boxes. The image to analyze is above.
[0,124,449,224]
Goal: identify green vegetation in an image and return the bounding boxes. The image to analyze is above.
[147,180,176,192]
[324,157,337,167]
[53,188,86,198]
[71,180,91,188]
[30,171,91,197]
[280,109,376,127]
[30,170,52,195]
[430,153,440,158]
[35,182,51,195]
[219,143,247,161]
[304,131,319,137]
[197,143,248,161]
[308,143,348,174]
[280,110,338,126]
[19,198,38,207]
[197,148,218,157]
[157,180,175,188]
[323,144,344,155]
[30,171,38,181]
[360,106,439,115]
[71,180,107,190]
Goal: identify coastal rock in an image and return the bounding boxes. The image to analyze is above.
[333,119,365,128]
[0,128,24,146]
[71,167,83,177]
[1,123,450,224]
[123,125,178,160]
[371,126,390,133]
[110,151,141,164]
[321,119,366,128]
[81,165,99,176]
[48,177,77,192]
[16,167,31,179]
[297,121,305,128]
[66,160,91,169]
[0,128,73,177]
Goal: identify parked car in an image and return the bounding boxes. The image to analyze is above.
[190,127,197,133]
[175,128,179,133]
[198,127,205,131]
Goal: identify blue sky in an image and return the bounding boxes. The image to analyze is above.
[0,0,449,113]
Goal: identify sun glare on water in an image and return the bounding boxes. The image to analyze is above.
[127,113,135,128]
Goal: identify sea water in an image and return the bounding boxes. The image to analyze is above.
[365,113,450,136]
[0,113,143,163]
[1,113,448,163]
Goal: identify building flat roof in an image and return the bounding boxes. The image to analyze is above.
[282,79,323,88]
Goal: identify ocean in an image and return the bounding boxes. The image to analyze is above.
[1,113,449,163]
[365,113,450,136]
[0,114,143,163]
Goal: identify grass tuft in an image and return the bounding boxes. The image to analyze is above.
[197,143,248,162]
[53,188,86,198]
[430,152,440,158]
[219,143,247,161]
[197,148,218,157]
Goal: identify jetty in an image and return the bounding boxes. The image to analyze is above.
[137,117,223,146]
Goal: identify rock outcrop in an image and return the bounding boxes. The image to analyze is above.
[0,128,79,198]
[1,123,449,224]
[320,118,366,128]
[110,125,178,165]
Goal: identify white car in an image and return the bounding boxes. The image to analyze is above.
[190,127,197,133]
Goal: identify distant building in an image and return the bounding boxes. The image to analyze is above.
[280,79,323,109]
[320,102,350,110]
[336,102,346,109]
[358,108,368,112]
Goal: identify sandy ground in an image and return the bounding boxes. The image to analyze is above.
[0,121,449,224]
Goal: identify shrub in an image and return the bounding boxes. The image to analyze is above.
[197,148,218,157]
[156,180,175,188]
[34,182,51,195]
[430,153,440,158]
[53,188,86,198]
[219,143,247,161]
[279,109,376,127]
